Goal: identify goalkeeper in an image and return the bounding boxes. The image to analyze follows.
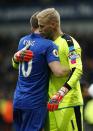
[37,8,83,131]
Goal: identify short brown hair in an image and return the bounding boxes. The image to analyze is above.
[30,12,39,28]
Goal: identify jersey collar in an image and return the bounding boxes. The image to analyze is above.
[31,33,42,38]
[54,35,61,43]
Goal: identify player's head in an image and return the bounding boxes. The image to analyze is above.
[30,11,39,33]
[37,8,61,40]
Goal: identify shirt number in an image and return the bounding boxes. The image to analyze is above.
[20,60,32,77]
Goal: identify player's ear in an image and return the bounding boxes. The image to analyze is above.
[31,27,35,33]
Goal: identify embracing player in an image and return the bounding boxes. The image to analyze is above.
[37,8,83,131]
[12,12,70,131]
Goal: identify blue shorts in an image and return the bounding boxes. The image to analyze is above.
[13,106,47,131]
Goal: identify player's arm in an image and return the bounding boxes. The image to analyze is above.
[12,57,19,69]
[13,45,33,62]
[46,43,70,77]
[12,49,33,69]
[63,38,83,89]
[46,42,71,111]
[12,39,21,69]
[12,39,33,69]
[48,61,70,77]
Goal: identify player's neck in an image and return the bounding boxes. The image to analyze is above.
[53,29,63,41]
[34,29,40,34]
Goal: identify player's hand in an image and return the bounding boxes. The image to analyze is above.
[14,50,34,62]
[47,92,63,111]
[47,87,69,111]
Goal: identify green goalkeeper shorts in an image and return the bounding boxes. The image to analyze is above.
[44,106,83,131]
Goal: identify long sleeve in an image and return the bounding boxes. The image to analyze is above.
[64,37,83,89]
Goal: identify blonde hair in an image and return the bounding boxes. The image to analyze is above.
[37,8,61,26]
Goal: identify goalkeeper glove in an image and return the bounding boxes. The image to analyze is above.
[47,87,68,111]
[14,49,33,62]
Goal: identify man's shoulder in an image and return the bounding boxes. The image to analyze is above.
[62,33,80,47]
[40,37,53,44]
[71,37,81,48]
[19,34,31,42]
[59,34,81,49]
[19,34,35,47]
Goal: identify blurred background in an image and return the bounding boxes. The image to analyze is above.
[0,0,93,131]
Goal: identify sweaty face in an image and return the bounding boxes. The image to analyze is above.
[38,18,54,40]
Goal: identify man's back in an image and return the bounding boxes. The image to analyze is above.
[13,33,59,109]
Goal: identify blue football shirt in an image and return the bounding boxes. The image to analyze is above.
[13,33,59,109]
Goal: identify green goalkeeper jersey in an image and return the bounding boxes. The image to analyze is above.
[49,34,83,109]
